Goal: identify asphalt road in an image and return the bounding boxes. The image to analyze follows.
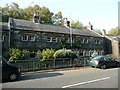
[2,67,119,88]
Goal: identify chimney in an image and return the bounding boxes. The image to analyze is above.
[103,29,106,35]
[33,11,40,24]
[64,18,70,27]
[89,22,93,30]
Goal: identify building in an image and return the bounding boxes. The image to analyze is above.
[105,36,120,59]
[1,18,105,57]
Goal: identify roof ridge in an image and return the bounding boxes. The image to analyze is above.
[89,29,104,37]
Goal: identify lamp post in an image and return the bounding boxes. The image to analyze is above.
[65,18,72,48]
[70,25,72,48]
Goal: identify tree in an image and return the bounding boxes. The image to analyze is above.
[2,4,9,22]
[40,6,53,24]
[23,6,34,20]
[108,27,119,36]
[71,20,86,29]
[52,11,64,26]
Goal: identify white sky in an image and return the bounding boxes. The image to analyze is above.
[0,0,119,32]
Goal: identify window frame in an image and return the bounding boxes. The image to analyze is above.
[29,35,36,41]
[21,34,28,41]
[47,37,52,42]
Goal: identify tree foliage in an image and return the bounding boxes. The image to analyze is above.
[108,27,119,36]
[2,2,87,29]
[71,20,87,29]
[52,11,64,26]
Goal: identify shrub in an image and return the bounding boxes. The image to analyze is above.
[21,49,30,59]
[30,51,35,58]
[37,50,42,60]
[54,48,74,58]
[8,48,30,61]
[42,49,55,60]
[9,48,22,61]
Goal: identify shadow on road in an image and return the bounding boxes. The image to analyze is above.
[20,72,64,80]
[2,72,64,83]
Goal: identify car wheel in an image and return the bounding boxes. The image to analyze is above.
[100,64,106,69]
[91,66,95,68]
[9,73,17,81]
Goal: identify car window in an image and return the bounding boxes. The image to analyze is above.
[107,56,114,61]
[93,56,104,60]
[104,57,108,61]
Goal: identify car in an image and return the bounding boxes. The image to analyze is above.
[89,55,120,69]
[1,57,21,81]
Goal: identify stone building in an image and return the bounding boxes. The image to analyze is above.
[105,36,120,59]
[1,18,105,57]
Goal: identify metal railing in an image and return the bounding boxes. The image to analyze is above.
[9,57,90,72]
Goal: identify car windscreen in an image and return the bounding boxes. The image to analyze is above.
[93,56,104,60]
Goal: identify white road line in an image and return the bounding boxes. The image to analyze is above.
[62,77,110,88]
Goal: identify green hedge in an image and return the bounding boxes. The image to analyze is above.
[8,48,30,61]
[54,48,77,59]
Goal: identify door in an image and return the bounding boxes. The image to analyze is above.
[107,57,116,67]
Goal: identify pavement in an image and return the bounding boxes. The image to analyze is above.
[22,66,91,76]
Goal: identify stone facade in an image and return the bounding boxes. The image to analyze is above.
[1,18,106,57]
[105,36,120,59]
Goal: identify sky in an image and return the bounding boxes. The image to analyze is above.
[0,0,119,32]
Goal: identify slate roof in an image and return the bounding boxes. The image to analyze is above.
[0,22,9,31]
[3,18,103,37]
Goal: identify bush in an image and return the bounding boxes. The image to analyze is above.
[30,51,35,58]
[54,48,75,58]
[8,48,30,61]
[9,48,22,61]
[42,49,55,61]
[21,49,30,59]
[37,50,42,60]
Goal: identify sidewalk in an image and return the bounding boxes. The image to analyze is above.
[21,66,91,76]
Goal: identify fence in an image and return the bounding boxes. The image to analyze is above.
[9,57,90,72]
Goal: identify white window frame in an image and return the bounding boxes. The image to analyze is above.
[52,37,58,43]
[83,50,86,56]
[21,35,28,41]
[81,39,85,44]
[0,35,4,42]
[47,37,52,42]
[86,39,89,44]
[66,38,70,43]
[95,40,98,44]
[29,35,35,41]
[86,50,89,56]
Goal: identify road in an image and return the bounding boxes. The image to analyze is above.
[2,67,119,88]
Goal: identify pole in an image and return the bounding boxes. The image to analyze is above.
[70,26,72,48]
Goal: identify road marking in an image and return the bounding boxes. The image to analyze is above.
[62,77,110,88]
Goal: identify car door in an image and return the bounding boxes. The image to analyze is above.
[107,56,116,67]
[103,57,110,67]
[2,59,8,80]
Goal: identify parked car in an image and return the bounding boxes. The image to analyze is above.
[89,55,120,69]
[1,57,21,81]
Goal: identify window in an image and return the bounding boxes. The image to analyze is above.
[52,37,58,42]
[47,37,52,42]
[86,39,89,44]
[0,35,4,42]
[81,39,85,44]
[66,38,70,43]
[83,50,86,56]
[29,35,35,41]
[21,35,28,41]
[86,50,89,56]
[95,40,98,44]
